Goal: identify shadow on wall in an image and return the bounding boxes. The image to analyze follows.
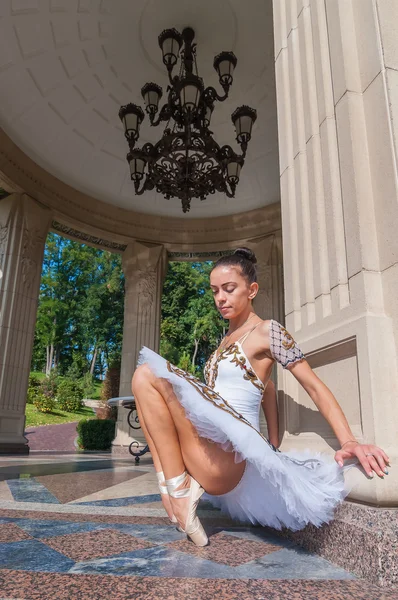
[278,392,341,452]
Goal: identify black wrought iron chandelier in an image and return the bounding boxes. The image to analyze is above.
[118,27,257,213]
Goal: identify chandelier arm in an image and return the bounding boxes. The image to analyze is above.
[149,103,171,127]
[167,65,180,87]
[240,141,248,157]
[203,85,229,104]
[224,182,236,198]
[134,176,150,195]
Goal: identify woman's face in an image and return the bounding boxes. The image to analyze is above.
[210,265,258,319]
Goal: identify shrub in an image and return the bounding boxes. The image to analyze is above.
[57,379,83,412]
[27,375,41,404]
[100,366,120,403]
[33,391,56,413]
[96,404,117,421]
[76,419,115,451]
[80,372,95,399]
[40,370,58,400]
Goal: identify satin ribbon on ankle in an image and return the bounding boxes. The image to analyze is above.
[156,471,168,495]
[165,471,190,498]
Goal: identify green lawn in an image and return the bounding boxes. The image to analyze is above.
[30,371,47,381]
[25,403,95,427]
[91,380,103,400]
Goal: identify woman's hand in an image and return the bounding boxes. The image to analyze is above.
[334,441,390,478]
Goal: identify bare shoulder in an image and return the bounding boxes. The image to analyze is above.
[252,319,273,354]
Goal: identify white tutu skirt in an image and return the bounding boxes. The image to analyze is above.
[138,347,353,532]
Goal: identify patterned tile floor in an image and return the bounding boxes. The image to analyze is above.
[0,454,396,599]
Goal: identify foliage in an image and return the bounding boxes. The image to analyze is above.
[80,372,95,399]
[57,379,83,412]
[33,391,56,413]
[89,379,103,401]
[31,233,225,389]
[25,403,94,427]
[27,375,41,404]
[160,262,226,376]
[100,367,120,404]
[40,369,59,400]
[76,419,115,451]
[32,233,124,377]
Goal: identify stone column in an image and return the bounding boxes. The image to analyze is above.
[112,241,168,453]
[273,0,398,505]
[252,232,284,324]
[0,193,51,454]
[251,233,284,437]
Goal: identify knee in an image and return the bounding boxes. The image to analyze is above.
[131,363,153,395]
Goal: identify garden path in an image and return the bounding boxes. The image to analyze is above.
[25,422,79,452]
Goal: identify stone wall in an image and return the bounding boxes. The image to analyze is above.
[273,0,398,506]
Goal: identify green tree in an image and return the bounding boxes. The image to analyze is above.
[32,233,124,376]
[160,262,226,375]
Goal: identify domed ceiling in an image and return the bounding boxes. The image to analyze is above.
[0,0,279,218]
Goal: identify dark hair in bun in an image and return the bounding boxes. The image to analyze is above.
[211,246,257,283]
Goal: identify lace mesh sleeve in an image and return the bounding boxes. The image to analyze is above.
[269,320,305,369]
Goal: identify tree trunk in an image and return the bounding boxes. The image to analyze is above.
[46,346,50,376]
[90,346,98,375]
[192,338,199,369]
[53,346,60,370]
[46,344,54,376]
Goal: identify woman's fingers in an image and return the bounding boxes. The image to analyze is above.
[380,449,390,465]
[354,447,375,477]
[368,446,388,476]
[334,449,351,467]
[334,445,390,478]
[367,448,389,475]
[355,446,386,478]
[366,454,385,478]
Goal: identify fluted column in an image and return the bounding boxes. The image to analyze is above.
[252,233,284,437]
[112,241,168,452]
[252,232,284,324]
[273,0,398,505]
[0,194,51,454]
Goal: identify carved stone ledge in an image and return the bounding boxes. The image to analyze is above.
[51,221,128,252]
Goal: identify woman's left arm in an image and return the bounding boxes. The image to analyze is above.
[289,359,390,478]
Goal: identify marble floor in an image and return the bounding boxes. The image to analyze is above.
[0,454,396,600]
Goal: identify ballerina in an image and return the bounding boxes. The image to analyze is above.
[132,247,389,547]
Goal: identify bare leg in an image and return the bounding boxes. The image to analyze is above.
[132,364,245,527]
[133,397,175,521]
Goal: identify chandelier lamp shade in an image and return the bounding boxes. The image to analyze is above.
[119,27,257,213]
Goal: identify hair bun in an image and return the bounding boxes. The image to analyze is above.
[234,247,257,265]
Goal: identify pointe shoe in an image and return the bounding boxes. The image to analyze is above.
[156,471,184,532]
[166,471,209,547]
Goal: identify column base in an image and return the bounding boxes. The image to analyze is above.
[272,501,397,587]
[0,441,29,455]
[111,444,132,456]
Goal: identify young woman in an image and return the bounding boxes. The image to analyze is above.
[132,248,389,547]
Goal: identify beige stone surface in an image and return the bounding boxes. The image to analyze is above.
[69,471,159,504]
[113,242,168,448]
[363,71,398,272]
[273,0,398,505]
[0,194,51,452]
[375,0,398,71]
[0,481,13,502]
